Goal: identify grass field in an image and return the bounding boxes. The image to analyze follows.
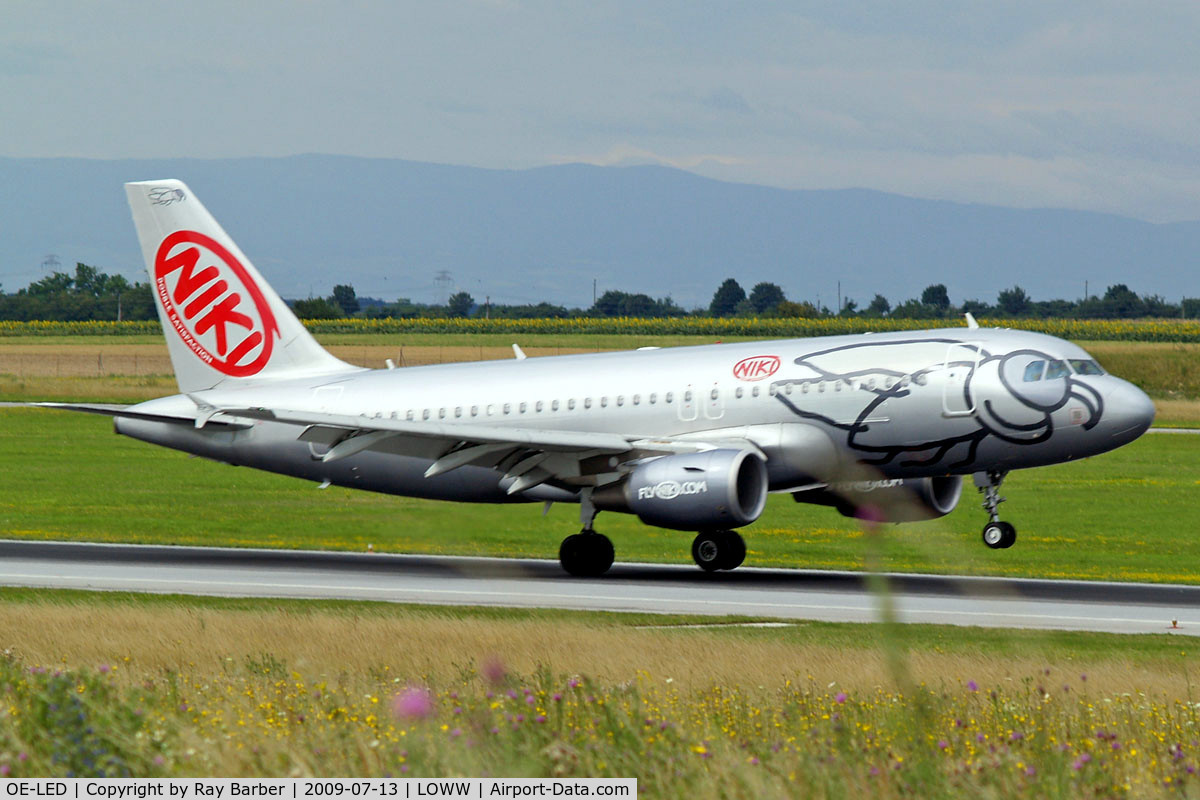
[1,408,1197,583]
[2,591,1200,794]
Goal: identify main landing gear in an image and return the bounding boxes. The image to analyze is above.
[559,490,615,577]
[975,470,1016,549]
[691,530,746,572]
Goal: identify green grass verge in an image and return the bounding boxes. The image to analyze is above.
[1,408,1197,583]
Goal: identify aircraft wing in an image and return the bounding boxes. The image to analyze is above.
[20,401,762,494]
[211,405,764,494]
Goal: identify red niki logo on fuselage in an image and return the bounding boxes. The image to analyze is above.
[154,230,279,377]
[733,354,781,382]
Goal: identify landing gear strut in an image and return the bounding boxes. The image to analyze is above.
[975,470,1016,549]
[691,530,747,572]
[559,489,615,577]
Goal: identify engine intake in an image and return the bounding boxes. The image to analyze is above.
[594,449,768,531]
[793,475,963,523]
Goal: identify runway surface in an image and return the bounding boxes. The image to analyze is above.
[1,539,1198,636]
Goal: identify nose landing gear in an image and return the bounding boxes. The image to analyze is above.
[975,470,1016,549]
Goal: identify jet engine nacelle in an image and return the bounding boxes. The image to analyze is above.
[593,449,768,531]
[793,475,963,523]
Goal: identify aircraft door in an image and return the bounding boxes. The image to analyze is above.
[703,383,725,420]
[677,385,698,422]
[942,343,981,416]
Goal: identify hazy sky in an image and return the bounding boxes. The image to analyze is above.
[5,1,1200,222]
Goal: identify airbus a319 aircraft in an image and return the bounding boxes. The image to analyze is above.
[36,180,1156,576]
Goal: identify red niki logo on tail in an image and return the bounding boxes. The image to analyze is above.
[153,230,279,377]
[732,355,781,382]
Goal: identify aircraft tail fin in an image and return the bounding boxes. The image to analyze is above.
[125,180,359,393]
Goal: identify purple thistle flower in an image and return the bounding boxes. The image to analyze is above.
[967,680,978,692]
[835,692,847,704]
[480,656,506,685]
[391,686,434,720]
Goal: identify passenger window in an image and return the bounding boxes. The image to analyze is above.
[568,399,576,410]
[601,397,608,408]
[487,404,495,416]
[649,393,657,404]
[1044,360,1070,380]
[535,400,543,412]
[818,382,825,393]
[519,402,527,413]
[710,388,718,400]
[471,406,478,417]
[752,386,760,397]
[632,394,640,405]
[735,387,744,399]
[438,408,446,419]
[616,396,624,406]
[684,390,692,402]
[454,407,462,418]
[406,410,414,421]
[1023,361,1046,382]
[584,398,592,409]
[665,392,674,403]
[503,403,511,415]
[422,409,431,420]
[552,399,560,411]
[801,382,809,394]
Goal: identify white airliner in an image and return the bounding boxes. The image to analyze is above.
[37,180,1156,576]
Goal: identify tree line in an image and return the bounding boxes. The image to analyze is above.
[1,264,1196,321]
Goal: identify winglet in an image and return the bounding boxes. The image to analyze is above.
[964,312,979,329]
[512,344,527,360]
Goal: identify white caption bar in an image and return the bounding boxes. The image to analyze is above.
[0,780,636,799]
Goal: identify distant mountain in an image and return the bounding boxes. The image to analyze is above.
[1,154,1197,309]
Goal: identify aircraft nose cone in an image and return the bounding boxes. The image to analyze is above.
[1103,380,1155,446]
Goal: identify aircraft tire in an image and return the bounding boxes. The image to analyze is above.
[692,531,728,572]
[559,532,614,577]
[719,531,747,570]
[982,521,1017,550]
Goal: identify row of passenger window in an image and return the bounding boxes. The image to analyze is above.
[379,374,915,422]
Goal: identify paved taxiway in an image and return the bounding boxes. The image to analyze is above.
[1,539,1197,636]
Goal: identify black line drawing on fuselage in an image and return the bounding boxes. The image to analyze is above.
[771,339,1105,471]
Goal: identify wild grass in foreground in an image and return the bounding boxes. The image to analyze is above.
[3,594,1200,796]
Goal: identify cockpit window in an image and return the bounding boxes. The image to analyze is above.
[1044,360,1070,380]
[1069,359,1105,376]
[1023,360,1045,382]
